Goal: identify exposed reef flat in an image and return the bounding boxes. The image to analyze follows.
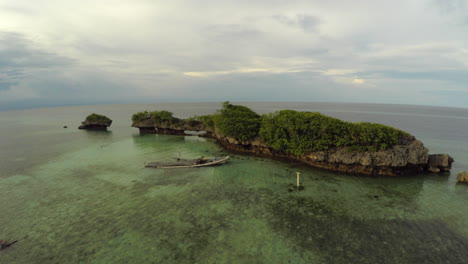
[131,103,453,176]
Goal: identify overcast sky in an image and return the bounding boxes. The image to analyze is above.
[1,0,467,110]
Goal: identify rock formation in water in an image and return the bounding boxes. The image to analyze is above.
[78,113,112,130]
[131,110,214,136]
[131,104,454,176]
[214,134,436,176]
[427,154,454,173]
[457,172,468,183]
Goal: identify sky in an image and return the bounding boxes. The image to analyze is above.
[0,0,468,110]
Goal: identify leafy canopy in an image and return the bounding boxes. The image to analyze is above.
[85,113,112,124]
[134,103,412,155]
[132,110,179,124]
[186,115,215,129]
[213,101,262,141]
[259,110,410,156]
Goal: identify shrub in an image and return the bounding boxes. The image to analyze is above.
[187,115,215,129]
[132,110,179,124]
[131,111,151,122]
[132,110,180,125]
[213,101,261,141]
[259,110,409,156]
[85,113,112,124]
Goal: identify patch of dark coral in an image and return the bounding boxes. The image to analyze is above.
[268,195,468,264]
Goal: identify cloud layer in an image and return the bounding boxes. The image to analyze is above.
[1,0,467,110]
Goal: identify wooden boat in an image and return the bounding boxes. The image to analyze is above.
[0,240,18,250]
[145,156,230,169]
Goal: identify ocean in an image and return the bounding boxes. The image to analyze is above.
[0,102,467,263]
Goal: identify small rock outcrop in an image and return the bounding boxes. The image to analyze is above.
[427,154,454,173]
[79,113,112,130]
[132,119,214,136]
[457,172,468,183]
[131,119,157,133]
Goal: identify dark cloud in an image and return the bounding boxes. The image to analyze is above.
[0,32,75,92]
[0,31,142,109]
[0,81,16,91]
[273,14,321,33]
[0,69,143,111]
[0,32,74,69]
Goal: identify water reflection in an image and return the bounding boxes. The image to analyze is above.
[455,183,468,196]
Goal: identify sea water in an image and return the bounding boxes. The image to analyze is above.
[0,102,467,263]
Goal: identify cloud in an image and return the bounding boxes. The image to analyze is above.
[183,56,317,77]
[0,0,468,109]
[0,32,74,68]
[203,24,263,42]
[360,70,468,84]
[0,31,143,109]
[352,78,365,84]
[273,14,321,33]
[433,0,467,14]
[0,32,75,92]
[0,81,16,91]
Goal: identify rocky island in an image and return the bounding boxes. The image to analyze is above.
[79,113,112,130]
[458,172,468,183]
[132,102,453,176]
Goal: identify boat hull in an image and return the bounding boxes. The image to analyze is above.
[145,156,230,169]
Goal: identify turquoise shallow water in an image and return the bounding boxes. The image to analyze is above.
[0,102,467,263]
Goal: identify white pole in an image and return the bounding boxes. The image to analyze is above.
[296,172,301,187]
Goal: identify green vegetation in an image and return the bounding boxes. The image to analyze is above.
[132,110,179,124]
[133,102,411,155]
[259,110,410,156]
[85,113,112,125]
[186,115,215,129]
[212,101,262,141]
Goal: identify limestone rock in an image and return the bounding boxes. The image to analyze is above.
[78,113,112,130]
[324,140,428,167]
[131,119,155,128]
[457,172,468,183]
[132,119,214,134]
[428,154,454,172]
